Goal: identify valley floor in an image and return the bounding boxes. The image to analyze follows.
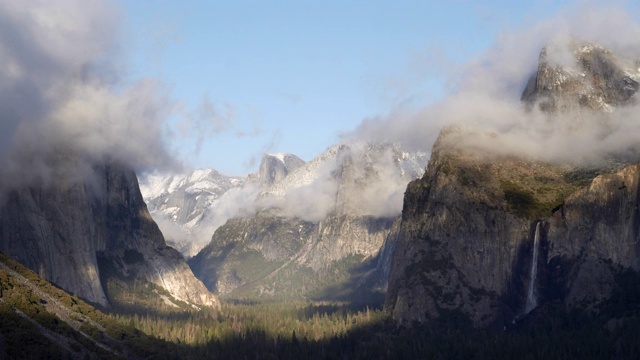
[2,251,640,359]
[112,300,640,360]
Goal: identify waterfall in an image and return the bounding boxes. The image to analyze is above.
[525,222,541,314]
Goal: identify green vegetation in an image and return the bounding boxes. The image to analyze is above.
[115,302,384,346]
[101,300,640,359]
[499,176,586,220]
[436,148,616,220]
[499,180,566,219]
[210,247,378,304]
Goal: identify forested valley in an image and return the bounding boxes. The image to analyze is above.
[3,251,640,359]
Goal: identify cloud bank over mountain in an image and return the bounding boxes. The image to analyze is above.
[348,4,640,165]
[0,0,179,192]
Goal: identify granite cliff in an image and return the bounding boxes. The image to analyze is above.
[386,40,640,327]
[0,160,218,310]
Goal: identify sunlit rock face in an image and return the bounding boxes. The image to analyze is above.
[0,160,218,309]
[386,41,640,327]
[246,153,306,188]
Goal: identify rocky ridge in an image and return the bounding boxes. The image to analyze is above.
[522,39,640,113]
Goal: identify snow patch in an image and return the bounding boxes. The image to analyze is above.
[267,153,288,163]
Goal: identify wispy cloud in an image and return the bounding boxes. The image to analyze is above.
[243,130,282,170]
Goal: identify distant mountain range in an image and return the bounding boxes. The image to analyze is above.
[139,145,427,258]
[140,168,246,257]
[140,142,428,303]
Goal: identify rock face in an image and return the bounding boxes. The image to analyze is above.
[546,165,640,307]
[522,40,639,112]
[190,142,427,302]
[386,40,640,327]
[246,153,306,188]
[0,161,218,309]
[385,131,573,326]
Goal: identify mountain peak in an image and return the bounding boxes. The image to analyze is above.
[248,152,306,188]
[522,39,640,113]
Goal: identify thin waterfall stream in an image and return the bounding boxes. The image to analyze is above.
[525,221,541,314]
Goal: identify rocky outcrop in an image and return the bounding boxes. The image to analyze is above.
[247,153,306,188]
[545,164,640,308]
[386,131,564,326]
[0,160,218,309]
[522,40,639,112]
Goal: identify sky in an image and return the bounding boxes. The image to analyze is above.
[4,0,640,252]
[118,0,585,175]
[2,0,640,190]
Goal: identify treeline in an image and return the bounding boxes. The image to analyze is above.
[111,299,640,360]
[114,302,382,346]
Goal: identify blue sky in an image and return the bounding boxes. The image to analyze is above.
[119,0,617,175]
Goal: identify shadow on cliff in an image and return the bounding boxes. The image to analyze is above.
[309,254,386,307]
[188,242,238,293]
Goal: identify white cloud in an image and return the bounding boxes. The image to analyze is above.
[0,1,186,193]
[348,3,640,166]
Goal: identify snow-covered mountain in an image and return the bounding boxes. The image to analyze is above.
[260,142,428,220]
[139,154,305,258]
[140,142,427,274]
[139,168,245,257]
